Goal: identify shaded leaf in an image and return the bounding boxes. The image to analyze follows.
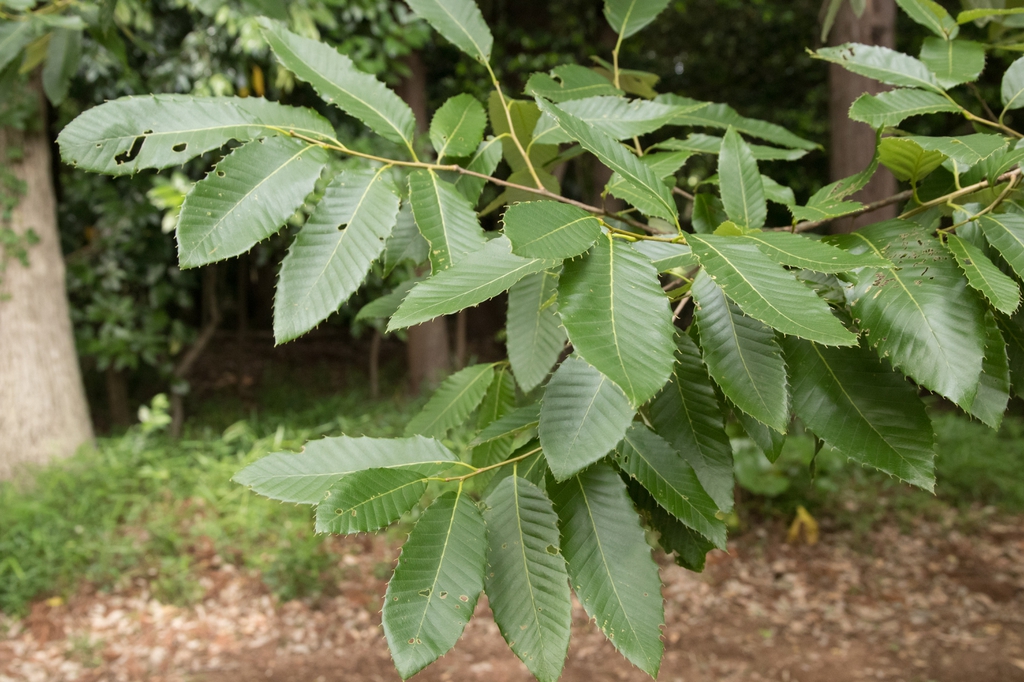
[473,403,541,446]
[896,0,958,38]
[532,96,681,145]
[961,313,1010,429]
[742,231,891,273]
[550,464,664,677]
[504,201,602,259]
[659,94,817,150]
[525,64,624,102]
[454,136,504,206]
[631,241,696,272]
[648,332,735,512]
[783,337,936,491]
[538,357,635,481]
[604,0,672,39]
[405,363,496,439]
[945,232,1020,315]
[977,213,1024,282]
[508,271,567,392]
[688,234,858,346]
[384,203,429,275]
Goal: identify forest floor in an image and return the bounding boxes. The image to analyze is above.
[2,511,1023,682]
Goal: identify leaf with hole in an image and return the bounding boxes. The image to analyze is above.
[383,489,486,679]
[316,468,438,534]
[944,233,1020,315]
[176,136,327,268]
[274,167,400,343]
[57,95,335,177]
[484,475,572,682]
[430,94,487,159]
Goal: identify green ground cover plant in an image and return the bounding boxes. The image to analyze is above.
[29,0,1024,678]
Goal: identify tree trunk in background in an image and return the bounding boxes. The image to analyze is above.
[0,78,93,478]
[398,51,451,393]
[829,0,898,233]
[106,367,132,427]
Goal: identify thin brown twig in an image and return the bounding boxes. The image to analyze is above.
[783,189,915,233]
[672,186,696,201]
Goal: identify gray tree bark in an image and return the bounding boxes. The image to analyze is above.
[829,0,898,233]
[0,78,93,478]
[397,51,451,394]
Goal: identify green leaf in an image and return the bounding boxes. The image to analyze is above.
[390,237,555,330]
[259,19,417,151]
[718,127,766,231]
[383,489,486,679]
[406,0,494,63]
[919,38,984,88]
[783,337,936,491]
[484,475,572,682]
[691,194,728,234]
[551,463,664,677]
[615,424,726,548]
[741,231,891,273]
[961,313,1010,429]
[408,169,487,273]
[689,271,789,433]
[538,357,635,481]
[384,204,429,275]
[489,94,559,173]
[997,311,1024,397]
[525,64,624,102]
[627,481,715,572]
[849,89,959,128]
[658,95,817,151]
[405,363,496,439]
[688,234,858,346]
[654,134,808,162]
[508,270,567,392]
[647,333,735,512]
[977,213,1024,282]
[472,403,541,446]
[315,468,435,534]
[471,366,518,467]
[0,20,35,73]
[604,0,671,39]
[814,44,941,93]
[558,235,677,406]
[454,137,503,206]
[176,137,327,268]
[734,409,786,464]
[504,201,602,259]
[945,233,1021,315]
[895,0,958,39]
[233,435,460,504]
[761,176,795,206]
[959,8,1024,24]
[41,27,80,106]
[1002,56,1024,111]
[631,241,696,272]
[532,96,681,145]
[57,95,335,177]
[829,221,987,405]
[355,279,419,323]
[534,99,677,224]
[878,137,946,183]
[907,134,1006,168]
[274,167,400,343]
[430,94,487,159]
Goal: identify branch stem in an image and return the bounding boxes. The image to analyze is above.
[439,447,542,482]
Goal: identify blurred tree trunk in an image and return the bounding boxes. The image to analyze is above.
[0,78,93,478]
[398,51,451,393]
[829,0,898,233]
[105,367,132,427]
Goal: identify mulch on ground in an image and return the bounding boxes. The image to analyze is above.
[2,512,1023,682]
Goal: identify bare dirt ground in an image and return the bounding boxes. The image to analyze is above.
[2,513,1023,682]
